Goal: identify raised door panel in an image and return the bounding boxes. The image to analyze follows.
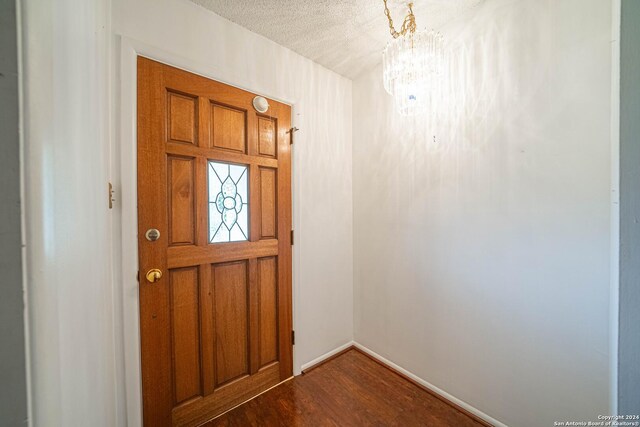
[259,167,277,240]
[212,261,249,386]
[168,156,195,246]
[211,104,246,153]
[169,267,202,405]
[168,92,198,145]
[257,117,277,158]
[258,257,278,368]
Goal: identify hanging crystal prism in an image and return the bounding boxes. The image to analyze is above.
[382,29,444,116]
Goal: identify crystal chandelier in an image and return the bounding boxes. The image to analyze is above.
[382,0,444,116]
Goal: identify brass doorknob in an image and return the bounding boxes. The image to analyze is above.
[145,269,162,283]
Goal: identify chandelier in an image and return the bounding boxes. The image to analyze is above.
[382,0,444,116]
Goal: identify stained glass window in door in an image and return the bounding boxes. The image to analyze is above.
[208,161,249,243]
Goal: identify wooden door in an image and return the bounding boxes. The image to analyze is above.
[137,57,293,427]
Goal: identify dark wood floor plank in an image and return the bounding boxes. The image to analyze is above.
[202,349,487,427]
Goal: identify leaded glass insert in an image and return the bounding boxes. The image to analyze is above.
[208,161,248,243]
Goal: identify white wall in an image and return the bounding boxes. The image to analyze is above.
[23,0,353,425]
[353,1,613,426]
[22,0,115,425]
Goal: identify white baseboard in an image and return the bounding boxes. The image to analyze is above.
[300,341,355,372]
[353,342,508,427]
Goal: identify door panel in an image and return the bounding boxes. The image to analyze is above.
[257,117,277,158]
[137,57,292,426]
[258,256,278,367]
[211,104,247,153]
[212,260,249,387]
[167,92,198,145]
[169,267,201,404]
[259,167,277,239]
[168,156,196,246]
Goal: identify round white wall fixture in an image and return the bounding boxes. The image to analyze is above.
[252,96,269,113]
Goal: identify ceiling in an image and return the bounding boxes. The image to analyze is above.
[190,0,483,79]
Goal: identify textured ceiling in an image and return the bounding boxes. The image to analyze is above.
[190,0,483,79]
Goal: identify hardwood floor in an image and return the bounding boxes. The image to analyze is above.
[201,349,487,427]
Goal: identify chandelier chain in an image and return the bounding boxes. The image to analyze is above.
[383,0,417,39]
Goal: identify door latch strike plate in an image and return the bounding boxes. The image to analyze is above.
[109,182,115,209]
[292,330,295,345]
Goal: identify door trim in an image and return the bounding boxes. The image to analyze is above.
[113,36,302,427]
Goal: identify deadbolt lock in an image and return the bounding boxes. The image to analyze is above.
[145,269,162,283]
[145,228,160,241]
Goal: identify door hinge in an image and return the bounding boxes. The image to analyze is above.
[290,229,294,245]
[291,330,295,346]
[286,127,299,145]
[108,182,115,209]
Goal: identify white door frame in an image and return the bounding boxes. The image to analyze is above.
[113,35,302,427]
